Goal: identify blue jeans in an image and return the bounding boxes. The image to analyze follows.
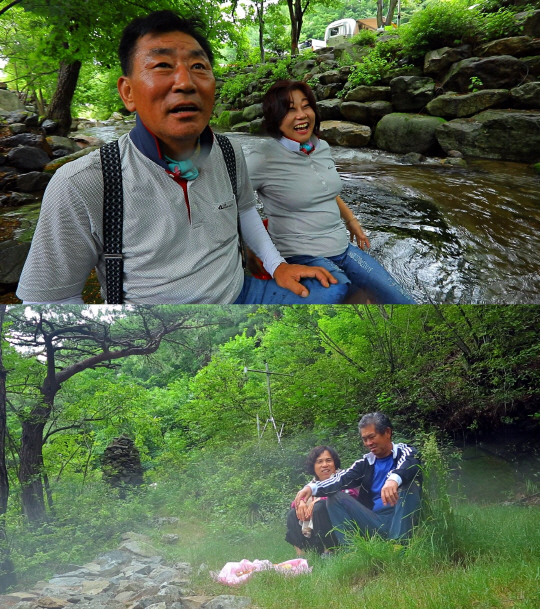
[234,274,349,304]
[326,479,422,543]
[286,243,416,304]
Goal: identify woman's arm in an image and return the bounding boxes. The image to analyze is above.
[336,196,371,250]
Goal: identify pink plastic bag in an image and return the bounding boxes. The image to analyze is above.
[212,558,311,585]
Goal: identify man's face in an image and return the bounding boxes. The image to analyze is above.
[360,424,393,458]
[118,31,215,158]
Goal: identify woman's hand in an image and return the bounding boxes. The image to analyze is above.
[346,218,371,250]
[294,486,313,519]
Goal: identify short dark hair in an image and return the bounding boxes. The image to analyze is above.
[305,446,341,479]
[262,80,321,139]
[358,412,393,436]
[119,11,214,76]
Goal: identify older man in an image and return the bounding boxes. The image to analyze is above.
[16,11,348,304]
[294,412,422,543]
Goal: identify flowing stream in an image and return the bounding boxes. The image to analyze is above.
[3,124,539,303]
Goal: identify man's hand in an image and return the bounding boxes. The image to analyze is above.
[381,480,399,507]
[294,486,313,519]
[346,218,371,250]
[273,263,338,298]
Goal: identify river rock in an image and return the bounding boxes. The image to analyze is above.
[231,122,250,133]
[435,109,540,162]
[390,76,435,111]
[7,146,50,172]
[441,56,528,93]
[25,113,40,127]
[0,89,25,112]
[319,120,371,146]
[319,70,344,85]
[316,99,343,120]
[0,133,53,156]
[522,55,540,77]
[380,66,423,85]
[426,89,510,118]
[71,135,104,148]
[43,146,99,174]
[291,59,316,77]
[36,598,67,608]
[46,136,78,154]
[340,101,369,124]
[52,149,72,159]
[242,103,263,121]
[317,84,342,100]
[204,596,252,609]
[16,171,52,192]
[475,36,540,58]
[400,152,425,164]
[119,540,161,558]
[515,9,540,37]
[182,598,214,609]
[375,113,446,154]
[249,118,265,134]
[510,82,540,108]
[228,110,244,127]
[345,85,391,103]
[333,41,371,63]
[8,123,29,135]
[41,119,59,134]
[214,103,231,117]
[423,45,472,78]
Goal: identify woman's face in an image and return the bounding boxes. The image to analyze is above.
[279,88,316,143]
[313,450,337,481]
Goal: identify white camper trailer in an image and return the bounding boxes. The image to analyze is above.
[324,18,358,46]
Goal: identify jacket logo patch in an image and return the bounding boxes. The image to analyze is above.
[218,202,234,210]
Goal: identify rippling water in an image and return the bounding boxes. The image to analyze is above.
[15,125,539,304]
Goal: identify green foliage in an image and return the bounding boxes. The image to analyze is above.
[219,58,292,104]
[351,29,378,47]
[346,41,399,87]
[400,0,480,59]
[468,76,484,92]
[479,7,523,41]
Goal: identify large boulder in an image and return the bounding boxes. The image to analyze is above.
[8,123,28,135]
[41,119,59,134]
[340,100,393,125]
[474,36,540,58]
[319,120,371,147]
[0,89,24,112]
[231,122,251,133]
[390,76,435,112]
[317,84,342,100]
[316,99,343,121]
[374,113,446,155]
[426,89,510,118]
[510,82,540,108]
[291,59,316,77]
[344,85,391,103]
[441,56,528,93]
[435,109,540,163]
[7,146,51,172]
[228,110,245,127]
[332,41,371,63]
[242,103,263,121]
[249,118,265,134]
[423,45,472,78]
[522,55,540,77]
[514,9,540,37]
[319,70,345,85]
[380,66,423,85]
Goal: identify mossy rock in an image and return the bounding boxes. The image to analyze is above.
[43,146,100,174]
[533,162,540,174]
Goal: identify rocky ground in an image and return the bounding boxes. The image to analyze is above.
[0,529,251,609]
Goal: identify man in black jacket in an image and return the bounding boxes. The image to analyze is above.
[294,412,422,543]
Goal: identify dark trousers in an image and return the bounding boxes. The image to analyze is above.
[326,480,422,544]
[285,500,339,554]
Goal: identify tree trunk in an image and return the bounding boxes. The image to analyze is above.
[0,306,16,592]
[287,0,299,55]
[377,0,384,28]
[386,0,398,26]
[46,60,82,136]
[258,4,265,64]
[19,407,50,523]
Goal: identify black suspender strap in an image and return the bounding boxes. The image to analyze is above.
[215,133,246,269]
[100,140,124,304]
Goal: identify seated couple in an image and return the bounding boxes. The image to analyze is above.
[17,10,415,305]
[287,413,422,555]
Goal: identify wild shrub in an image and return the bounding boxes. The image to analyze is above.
[400,0,480,59]
[480,8,523,41]
[346,39,401,87]
[351,29,378,47]
[219,58,293,104]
